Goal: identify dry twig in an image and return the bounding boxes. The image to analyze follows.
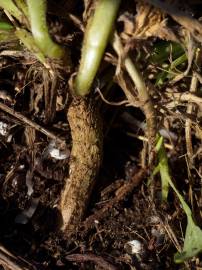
[66,253,118,270]
[0,245,37,270]
[185,73,198,164]
[0,102,65,144]
[165,91,202,110]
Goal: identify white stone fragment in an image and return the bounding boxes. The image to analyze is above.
[49,148,69,160]
[0,121,8,136]
[47,140,69,160]
[124,240,143,255]
[6,134,12,142]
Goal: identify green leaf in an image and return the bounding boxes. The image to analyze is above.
[156,136,202,262]
[155,135,169,200]
[151,41,184,64]
[174,219,202,263]
[170,177,202,263]
[0,21,13,31]
[15,28,46,64]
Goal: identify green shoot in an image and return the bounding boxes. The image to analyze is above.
[150,41,187,86]
[0,0,23,22]
[15,0,29,19]
[75,0,121,96]
[26,0,64,59]
[171,177,202,263]
[151,41,185,64]
[15,28,46,64]
[154,136,169,200]
[155,136,202,262]
[112,33,157,159]
[155,53,187,86]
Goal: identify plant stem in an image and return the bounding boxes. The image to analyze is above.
[112,33,157,156]
[26,0,64,59]
[60,97,103,230]
[0,0,23,22]
[15,0,29,19]
[15,28,46,64]
[75,0,121,96]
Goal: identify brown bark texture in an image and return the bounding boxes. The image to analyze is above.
[59,97,103,231]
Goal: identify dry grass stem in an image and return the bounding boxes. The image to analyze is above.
[185,72,198,164]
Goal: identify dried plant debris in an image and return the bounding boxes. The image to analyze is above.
[120,2,178,42]
[0,1,201,270]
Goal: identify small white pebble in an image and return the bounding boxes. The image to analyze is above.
[0,121,8,136]
[124,240,143,255]
[49,148,69,160]
[47,140,69,160]
[148,73,154,79]
[6,134,12,143]
[12,177,18,187]
[18,164,25,170]
[162,63,169,68]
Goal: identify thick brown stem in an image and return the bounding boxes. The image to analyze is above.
[59,97,102,231]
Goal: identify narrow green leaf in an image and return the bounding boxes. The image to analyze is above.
[155,136,169,200]
[156,136,202,262]
[174,219,202,263]
[0,21,13,30]
[169,175,202,263]
[151,41,185,64]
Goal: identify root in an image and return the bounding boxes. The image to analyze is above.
[59,96,103,231]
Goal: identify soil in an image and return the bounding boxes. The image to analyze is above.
[0,1,202,270]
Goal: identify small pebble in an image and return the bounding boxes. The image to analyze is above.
[124,240,143,255]
[0,121,8,136]
[46,140,69,160]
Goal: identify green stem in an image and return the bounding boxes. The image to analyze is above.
[26,0,64,59]
[75,0,121,96]
[112,33,157,157]
[0,0,23,22]
[15,0,29,19]
[112,33,149,104]
[15,28,46,64]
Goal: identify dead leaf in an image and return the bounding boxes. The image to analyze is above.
[143,0,202,43]
[121,2,179,42]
